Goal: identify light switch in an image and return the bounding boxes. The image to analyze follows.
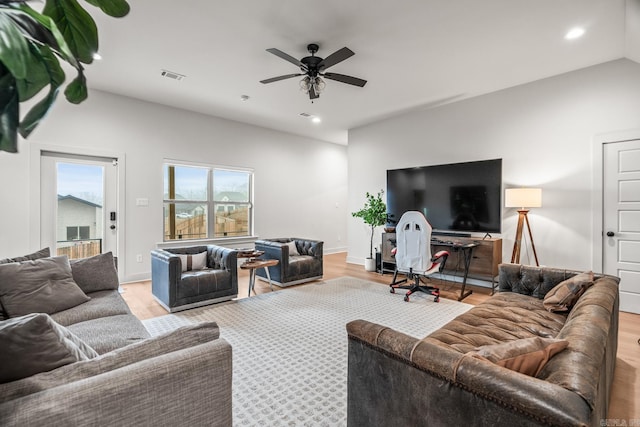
[136,198,149,207]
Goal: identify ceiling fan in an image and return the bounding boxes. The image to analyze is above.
[260,43,367,100]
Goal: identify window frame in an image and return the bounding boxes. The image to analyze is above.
[163,161,254,242]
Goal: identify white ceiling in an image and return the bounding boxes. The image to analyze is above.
[85,0,637,145]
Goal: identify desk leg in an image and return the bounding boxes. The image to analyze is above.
[264,267,274,291]
[248,269,256,297]
[458,247,474,301]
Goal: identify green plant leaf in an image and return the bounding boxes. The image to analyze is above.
[0,12,31,79]
[64,70,86,103]
[15,43,52,101]
[43,0,98,64]
[15,4,79,68]
[84,0,130,18]
[0,70,20,153]
[18,45,65,138]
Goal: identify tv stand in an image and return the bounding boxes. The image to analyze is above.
[432,231,472,238]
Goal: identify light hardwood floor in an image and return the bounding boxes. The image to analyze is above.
[121,252,639,421]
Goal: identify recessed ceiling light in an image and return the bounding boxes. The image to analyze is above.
[565,27,585,40]
[240,95,250,101]
[311,116,321,124]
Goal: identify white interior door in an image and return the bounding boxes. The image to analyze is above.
[40,152,119,259]
[603,139,640,314]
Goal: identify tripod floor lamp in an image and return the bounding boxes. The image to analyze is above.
[505,188,542,266]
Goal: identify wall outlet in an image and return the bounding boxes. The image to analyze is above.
[136,254,143,263]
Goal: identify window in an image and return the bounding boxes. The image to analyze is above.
[67,226,90,240]
[163,163,253,241]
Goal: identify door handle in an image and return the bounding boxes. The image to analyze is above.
[110,225,116,230]
[606,231,614,237]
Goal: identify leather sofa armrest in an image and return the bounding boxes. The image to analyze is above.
[346,319,592,427]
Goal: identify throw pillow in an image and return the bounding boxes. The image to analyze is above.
[70,251,120,293]
[468,337,569,377]
[286,241,300,256]
[0,248,50,319]
[0,256,90,317]
[178,252,208,272]
[543,271,594,312]
[0,247,50,264]
[0,313,98,383]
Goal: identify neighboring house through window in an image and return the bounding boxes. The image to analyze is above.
[163,162,253,241]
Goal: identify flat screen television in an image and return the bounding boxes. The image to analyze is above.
[386,159,502,235]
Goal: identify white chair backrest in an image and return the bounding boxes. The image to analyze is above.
[395,211,432,274]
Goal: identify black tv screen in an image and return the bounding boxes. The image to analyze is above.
[386,159,502,235]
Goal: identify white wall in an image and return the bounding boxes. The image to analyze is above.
[347,58,640,272]
[0,90,348,281]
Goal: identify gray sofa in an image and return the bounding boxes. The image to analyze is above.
[151,245,238,312]
[346,264,620,427]
[0,251,232,426]
[254,238,323,286]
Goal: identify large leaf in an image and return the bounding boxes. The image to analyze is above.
[64,70,86,103]
[18,45,65,138]
[43,0,98,64]
[0,71,20,153]
[84,0,129,18]
[0,12,30,79]
[15,43,53,101]
[15,4,78,68]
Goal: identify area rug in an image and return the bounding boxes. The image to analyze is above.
[142,276,472,426]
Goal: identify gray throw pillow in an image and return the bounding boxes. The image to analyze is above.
[0,313,98,384]
[0,256,90,317]
[0,247,50,264]
[0,248,51,320]
[70,252,120,293]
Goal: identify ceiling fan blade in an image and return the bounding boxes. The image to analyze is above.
[260,74,303,84]
[309,85,319,100]
[266,48,306,69]
[323,72,367,87]
[318,47,354,70]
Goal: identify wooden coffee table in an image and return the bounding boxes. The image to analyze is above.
[240,259,279,297]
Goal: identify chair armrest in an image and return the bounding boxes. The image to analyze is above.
[255,240,288,262]
[150,249,182,306]
[0,339,233,427]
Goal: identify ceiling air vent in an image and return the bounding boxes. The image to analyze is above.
[161,69,185,81]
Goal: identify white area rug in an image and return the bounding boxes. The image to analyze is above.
[142,276,472,426]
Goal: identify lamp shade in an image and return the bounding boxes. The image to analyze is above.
[505,188,542,208]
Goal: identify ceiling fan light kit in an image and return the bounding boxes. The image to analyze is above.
[260,43,366,100]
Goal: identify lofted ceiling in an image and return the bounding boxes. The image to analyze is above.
[85,0,638,145]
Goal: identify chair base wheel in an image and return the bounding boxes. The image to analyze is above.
[404,294,410,302]
[390,287,395,294]
[434,296,440,303]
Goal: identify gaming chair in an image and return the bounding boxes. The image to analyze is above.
[390,211,449,302]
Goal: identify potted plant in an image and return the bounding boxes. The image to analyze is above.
[352,189,387,271]
[0,0,130,153]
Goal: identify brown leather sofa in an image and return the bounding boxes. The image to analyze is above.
[346,264,620,427]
